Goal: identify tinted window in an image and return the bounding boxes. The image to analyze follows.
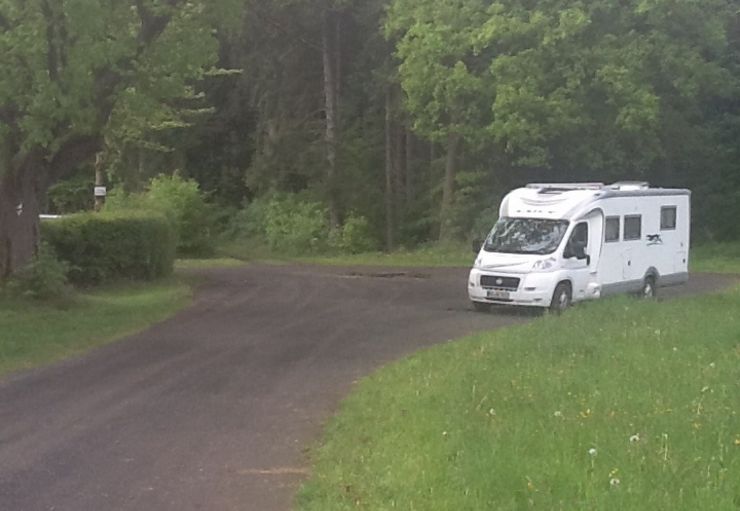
[624,215,642,240]
[605,217,620,242]
[661,206,677,230]
[570,222,589,246]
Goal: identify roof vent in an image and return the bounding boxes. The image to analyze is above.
[526,182,604,192]
[610,181,650,191]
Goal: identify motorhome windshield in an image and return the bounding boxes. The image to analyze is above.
[484,217,569,255]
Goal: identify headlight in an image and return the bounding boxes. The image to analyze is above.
[531,258,557,271]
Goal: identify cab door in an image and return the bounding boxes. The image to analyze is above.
[562,222,592,301]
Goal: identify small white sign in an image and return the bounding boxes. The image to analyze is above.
[94,186,107,197]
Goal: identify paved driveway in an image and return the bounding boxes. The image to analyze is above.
[0,266,734,510]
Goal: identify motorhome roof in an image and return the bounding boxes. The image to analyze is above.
[502,182,690,220]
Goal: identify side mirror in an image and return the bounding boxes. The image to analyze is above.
[472,239,483,254]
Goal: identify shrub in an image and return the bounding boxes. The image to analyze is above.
[4,244,70,300]
[264,196,329,253]
[106,175,213,256]
[146,175,213,256]
[41,212,175,286]
[331,214,379,254]
[223,196,272,241]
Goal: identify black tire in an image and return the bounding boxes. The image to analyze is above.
[472,301,492,313]
[639,275,657,299]
[549,282,572,314]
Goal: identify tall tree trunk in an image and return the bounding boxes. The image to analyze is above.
[393,117,405,209]
[334,12,342,120]
[405,129,414,207]
[0,155,45,279]
[439,132,461,241]
[322,9,340,230]
[384,89,395,251]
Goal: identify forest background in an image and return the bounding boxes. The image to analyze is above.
[2,0,739,275]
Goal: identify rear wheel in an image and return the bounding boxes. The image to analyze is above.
[639,275,657,299]
[549,282,572,314]
[472,301,492,313]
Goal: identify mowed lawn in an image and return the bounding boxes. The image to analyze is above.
[298,289,740,510]
[0,280,191,377]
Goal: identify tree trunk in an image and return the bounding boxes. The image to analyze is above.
[405,129,414,207]
[0,156,45,279]
[393,117,405,210]
[384,89,395,251]
[94,152,106,212]
[322,9,340,230]
[439,133,461,241]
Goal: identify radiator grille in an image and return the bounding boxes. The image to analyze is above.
[480,275,520,290]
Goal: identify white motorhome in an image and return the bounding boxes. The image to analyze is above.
[469,182,690,312]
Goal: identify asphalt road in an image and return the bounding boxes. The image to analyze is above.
[0,265,734,511]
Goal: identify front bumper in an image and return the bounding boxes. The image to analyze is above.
[468,269,556,308]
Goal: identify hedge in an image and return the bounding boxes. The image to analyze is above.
[41,212,175,285]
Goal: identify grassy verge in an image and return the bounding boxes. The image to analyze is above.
[297,244,473,267]
[298,290,740,510]
[218,240,473,267]
[175,257,247,270]
[690,242,740,274]
[0,278,192,377]
[220,238,740,273]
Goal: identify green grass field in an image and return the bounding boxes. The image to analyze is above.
[690,242,740,274]
[298,290,740,510]
[0,279,192,377]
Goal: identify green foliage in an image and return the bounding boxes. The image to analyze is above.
[330,214,380,254]
[387,0,737,171]
[3,244,70,301]
[0,1,221,151]
[223,194,331,254]
[47,175,94,215]
[469,205,499,241]
[223,196,273,241]
[145,175,213,256]
[298,289,740,510]
[107,175,213,256]
[264,196,329,254]
[41,212,175,286]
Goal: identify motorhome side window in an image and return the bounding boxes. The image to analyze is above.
[605,217,620,242]
[661,206,677,230]
[624,215,642,240]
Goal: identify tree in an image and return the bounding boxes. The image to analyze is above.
[387,0,738,238]
[386,0,494,240]
[0,0,225,278]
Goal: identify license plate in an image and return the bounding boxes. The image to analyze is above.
[486,289,510,300]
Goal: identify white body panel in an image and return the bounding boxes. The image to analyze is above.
[469,183,691,308]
